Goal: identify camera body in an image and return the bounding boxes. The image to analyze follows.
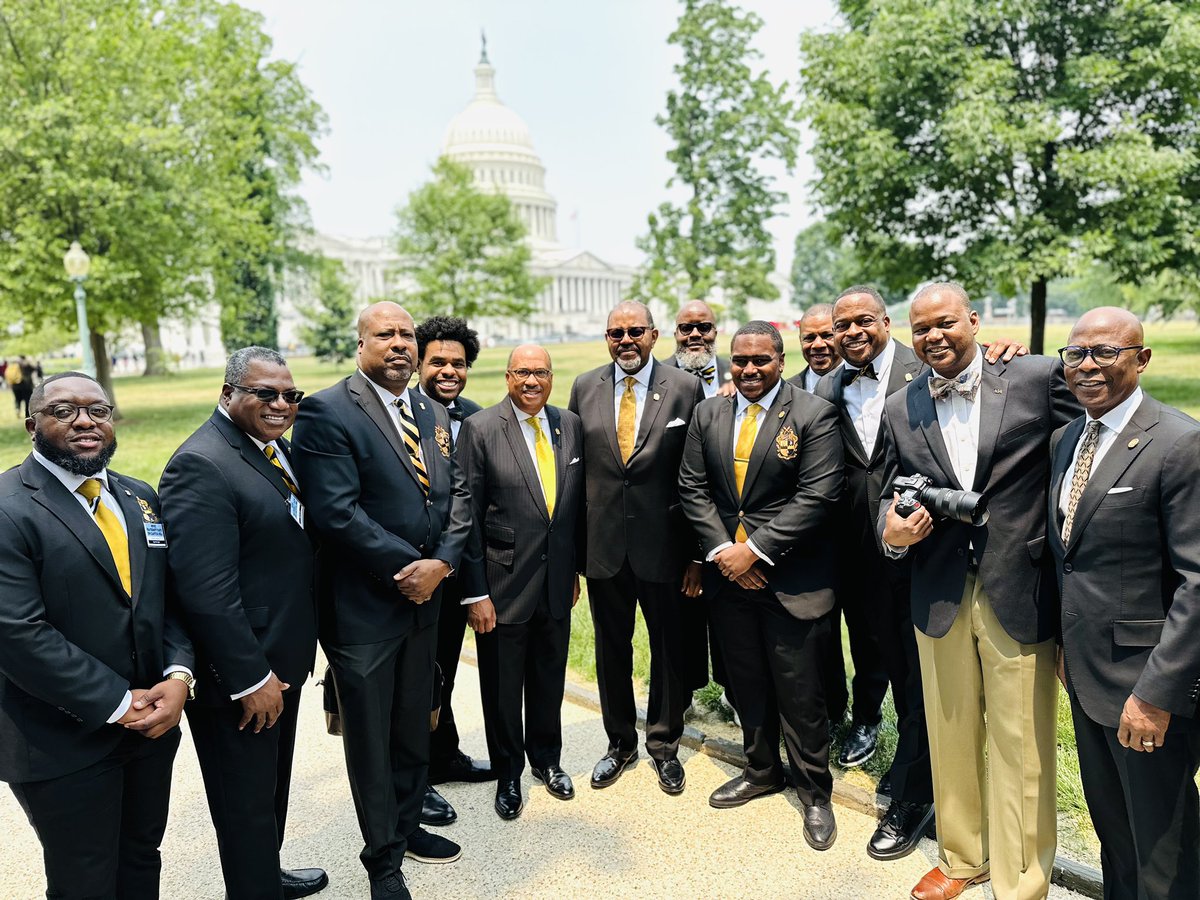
[893,473,990,526]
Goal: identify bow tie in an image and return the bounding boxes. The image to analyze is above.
[843,363,878,387]
[446,404,464,422]
[688,363,716,386]
[928,369,981,402]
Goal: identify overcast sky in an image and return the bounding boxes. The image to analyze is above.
[240,0,841,272]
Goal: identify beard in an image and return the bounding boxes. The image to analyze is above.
[34,431,118,476]
[674,346,715,372]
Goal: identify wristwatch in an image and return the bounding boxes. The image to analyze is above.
[166,670,196,701]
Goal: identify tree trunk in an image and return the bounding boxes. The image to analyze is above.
[141,318,169,376]
[1030,276,1047,356]
[90,331,120,420]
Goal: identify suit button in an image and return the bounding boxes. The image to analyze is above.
[738,511,745,518]
[426,499,432,508]
[540,554,547,561]
[1064,563,1074,574]
[623,480,630,487]
[866,468,873,476]
[956,548,964,557]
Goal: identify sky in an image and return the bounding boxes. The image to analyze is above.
[240,0,842,273]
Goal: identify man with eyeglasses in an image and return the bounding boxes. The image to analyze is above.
[1048,308,1200,900]
[659,300,735,399]
[159,346,326,900]
[0,372,193,900]
[569,300,705,795]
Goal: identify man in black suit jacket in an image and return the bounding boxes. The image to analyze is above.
[679,321,844,851]
[0,372,193,900]
[787,303,840,394]
[1049,308,1200,900]
[658,299,735,400]
[457,344,585,820]
[292,302,472,900]
[569,301,705,795]
[878,284,1077,900]
[159,347,325,900]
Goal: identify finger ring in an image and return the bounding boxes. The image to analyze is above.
[1141,739,1155,747]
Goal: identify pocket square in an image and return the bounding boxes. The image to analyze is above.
[666,418,687,428]
[569,457,581,465]
[1106,486,1134,494]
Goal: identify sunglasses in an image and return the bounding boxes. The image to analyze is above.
[605,326,649,341]
[676,322,714,336]
[230,384,305,404]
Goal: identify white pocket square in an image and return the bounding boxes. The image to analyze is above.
[666,418,687,428]
[1107,486,1134,494]
[569,457,581,465]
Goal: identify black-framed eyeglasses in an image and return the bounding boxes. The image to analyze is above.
[507,368,553,380]
[1057,345,1143,368]
[230,384,305,404]
[33,403,115,423]
[730,355,778,368]
[676,322,714,336]
[605,326,649,341]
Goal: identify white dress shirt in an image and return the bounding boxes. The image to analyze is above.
[510,400,551,505]
[1057,387,1144,516]
[842,339,895,458]
[803,368,823,393]
[934,350,984,490]
[612,360,653,437]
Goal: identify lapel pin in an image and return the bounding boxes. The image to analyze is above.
[993,388,1003,394]
[652,392,660,401]
[124,490,132,496]
[418,401,426,410]
[904,373,913,382]
[1128,438,1139,448]
[778,411,785,418]
[555,428,561,435]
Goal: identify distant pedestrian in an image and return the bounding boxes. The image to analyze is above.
[11,355,33,417]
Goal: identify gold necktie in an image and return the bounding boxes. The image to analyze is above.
[733,402,762,542]
[396,398,430,494]
[263,445,299,496]
[77,478,132,595]
[617,375,637,463]
[527,416,556,517]
[1061,420,1102,543]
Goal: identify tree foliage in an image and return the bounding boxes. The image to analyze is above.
[632,0,799,319]
[298,257,357,365]
[790,220,908,309]
[800,0,1200,352]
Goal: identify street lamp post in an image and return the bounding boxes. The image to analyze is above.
[63,241,95,377]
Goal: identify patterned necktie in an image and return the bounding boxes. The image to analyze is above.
[688,364,716,386]
[527,416,557,517]
[733,402,762,542]
[395,398,430,494]
[263,445,299,496]
[843,362,878,386]
[928,368,981,402]
[1061,420,1103,543]
[77,478,132,595]
[617,375,637,463]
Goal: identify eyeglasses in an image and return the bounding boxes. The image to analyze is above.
[731,355,778,368]
[676,322,714,336]
[33,403,115,423]
[230,384,305,404]
[1057,345,1143,368]
[605,326,649,341]
[507,368,553,380]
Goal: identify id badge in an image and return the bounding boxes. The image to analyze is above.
[144,522,167,548]
[289,494,305,528]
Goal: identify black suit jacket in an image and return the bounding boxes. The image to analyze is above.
[159,411,317,704]
[1048,394,1200,727]
[568,360,705,582]
[458,402,585,624]
[785,367,815,393]
[876,352,1079,643]
[291,372,472,645]
[678,382,844,619]
[0,457,192,783]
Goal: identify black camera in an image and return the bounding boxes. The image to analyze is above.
[893,474,989,526]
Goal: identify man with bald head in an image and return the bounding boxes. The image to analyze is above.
[1049,308,1200,899]
[660,300,735,399]
[787,303,841,392]
[293,302,472,899]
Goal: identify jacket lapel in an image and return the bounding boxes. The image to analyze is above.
[596,366,624,468]
[211,411,291,502]
[910,372,963,490]
[1047,417,1085,556]
[829,364,869,466]
[972,365,1008,492]
[409,392,444,491]
[716,394,739,500]
[547,406,566,522]
[349,372,422,490]
[629,361,667,461]
[501,404,549,521]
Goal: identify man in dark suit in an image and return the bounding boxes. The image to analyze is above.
[569,300,705,795]
[787,303,840,393]
[159,347,325,900]
[1049,307,1200,900]
[678,321,844,851]
[457,344,585,819]
[878,283,1077,900]
[0,372,193,899]
[292,302,472,900]
[658,299,735,399]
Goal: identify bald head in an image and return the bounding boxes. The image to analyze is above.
[911,281,972,316]
[357,301,412,339]
[676,300,714,325]
[506,343,552,370]
[356,301,417,393]
[1063,306,1149,418]
[1069,306,1144,346]
[506,343,554,415]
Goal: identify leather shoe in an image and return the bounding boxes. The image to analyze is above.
[494,779,524,820]
[708,775,786,809]
[369,872,412,900]
[420,783,457,826]
[651,757,685,794]
[530,764,575,800]
[281,868,328,899]
[868,800,934,860]
[429,749,494,784]
[838,720,880,767]
[404,826,461,864]
[590,748,638,788]
[803,803,837,851]
[910,867,989,900]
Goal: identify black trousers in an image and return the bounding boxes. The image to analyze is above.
[475,598,570,782]
[709,584,833,806]
[589,562,691,760]
[430,582,472,766]
[325,624,435,880]
[831,554,890,728]
[186,688,303,900]
[10,727,181,900]
[1071,695,1200,900]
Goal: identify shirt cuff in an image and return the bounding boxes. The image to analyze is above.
[461,595,489,605]
[108,690,133,724]
[164,664,194,679]
[705,541,734,562]
[882,541,909,559]
[231,671,273,701]
[746,539,774,566]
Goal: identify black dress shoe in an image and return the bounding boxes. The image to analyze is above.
[281,868,328,900]
[867,800,934,860]
[530,764,575,800]
[420,783,457,826]
[590,749,638,788]
[404,826,462,864]
[838,721,880,767]
[803,803,837,851]
[651,757,685,795]
[495,779,524,820]
[430,749,495,785]
[708,775,786,809]
[370,872,412,900]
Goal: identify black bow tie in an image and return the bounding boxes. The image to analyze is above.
[843,363,878,386]
[446,404,464,422]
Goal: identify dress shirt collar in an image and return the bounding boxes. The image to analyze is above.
[612,359,654,390]
[510,400,549,426]
[842,337,896,378]
[735,379,783,415]
[1088,386,1143,434]
[359,370,414,413]
[33,449,111,496]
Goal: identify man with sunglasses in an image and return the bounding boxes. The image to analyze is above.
[159,347,326,900]
[569,301,705,795]
[0,372,193,899]
[1049,308,1200,900]
[659,300,735,400]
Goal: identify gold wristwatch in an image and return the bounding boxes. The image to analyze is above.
[166,671,196,701]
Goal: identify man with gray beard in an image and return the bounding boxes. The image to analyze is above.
[659,300,735,400]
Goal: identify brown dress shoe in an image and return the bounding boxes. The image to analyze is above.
[910,867,989,900]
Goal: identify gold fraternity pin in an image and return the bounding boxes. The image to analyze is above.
[778,410,785,418]
[1128,438,1139,449]
[904,373,913,382]
[776,425,799,460]
[434,424,451,458]
[652,392,660,401]
[137,497,160,524]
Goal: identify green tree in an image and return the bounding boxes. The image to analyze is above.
[632,0,799,319]
[392,157,546,320]
[800,0,1200,353]
[298,257,357,365]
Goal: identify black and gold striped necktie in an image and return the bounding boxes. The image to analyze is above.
[263,445,299,496]
[395,397,430,494]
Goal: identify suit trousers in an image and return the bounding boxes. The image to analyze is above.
[185,688,303,900]
[475,597,570,782]
[915,569,1057,900]
[10,727,181,900]
[589,562,691,760]
[833,553,891,726]
[1069,695,1200,900]
[430,581,472,766]
[325,624,435,880]
[709,583,833,807]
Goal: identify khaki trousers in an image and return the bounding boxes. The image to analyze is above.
[915,570,1058,900]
